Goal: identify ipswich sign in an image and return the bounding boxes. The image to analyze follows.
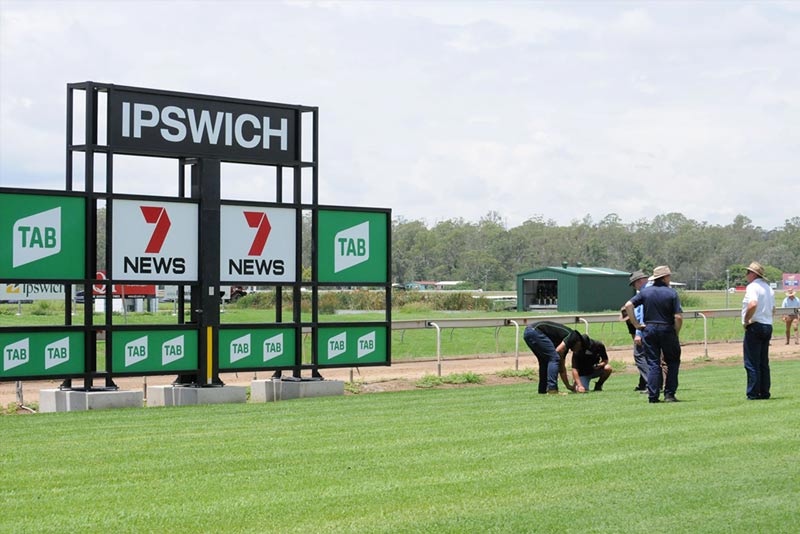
[108,87,298,164]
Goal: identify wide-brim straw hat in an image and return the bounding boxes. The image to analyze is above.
[746,261,767,280]
[651,265,671,280]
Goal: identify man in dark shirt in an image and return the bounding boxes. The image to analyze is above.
[523,321,586,394]
[623,265,683,403]
[571,338,612,392]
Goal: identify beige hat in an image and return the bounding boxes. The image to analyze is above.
[746,261,767,280]
[651,265,671,280]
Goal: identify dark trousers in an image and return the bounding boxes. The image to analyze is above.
[642,325,681,400]
[743,322,772,399]
[523,327,560,393]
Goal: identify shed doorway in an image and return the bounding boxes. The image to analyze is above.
[523,278,557,310]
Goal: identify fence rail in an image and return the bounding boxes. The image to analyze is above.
[394,308,798,376]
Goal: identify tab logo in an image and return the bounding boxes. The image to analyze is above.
[230,334,251,364]
[334,221,369,273]
[13,207,61,268]
[3,338,29,371]
[357,331,376,359]
[125,336,148,367]
[263,333,283,362]
[45,337,70,370]
[327,332,347,359]
[161,335,184,365]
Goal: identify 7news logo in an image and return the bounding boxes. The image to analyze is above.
[122,205,185,275]
[227,211,284,276]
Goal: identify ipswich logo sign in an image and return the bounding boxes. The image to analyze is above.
[112,199,198,281]
[219,205,296,283]
[108,88,298,164]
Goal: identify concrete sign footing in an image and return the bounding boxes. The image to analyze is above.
[39,389,144,412]
[251,379,344,402]
[146,385,247,407]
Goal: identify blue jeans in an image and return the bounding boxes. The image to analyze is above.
[743,322,772,399]
[642,325,681,401]
[523,326,560,393]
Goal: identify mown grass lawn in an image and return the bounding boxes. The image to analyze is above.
[1,361,798,533]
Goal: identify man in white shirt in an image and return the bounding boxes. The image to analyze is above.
[781,288,799,345]
[741,261,776,400]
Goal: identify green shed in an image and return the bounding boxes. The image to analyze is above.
[516,263,632,313]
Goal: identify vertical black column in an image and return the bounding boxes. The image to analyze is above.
[176,158,221,386]
[196,158,222,386]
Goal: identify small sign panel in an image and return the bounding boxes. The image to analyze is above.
[0,331,85,378]
[219,205,296,283]
[0,193,85,280]
[317,210,388,283]
[218,328,296,370]
[316,326,388,366]
[111,330,198,373]
[111,199,198,281]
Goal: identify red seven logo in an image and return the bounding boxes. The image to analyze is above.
[140,206,171,253]
[243,211,271,256]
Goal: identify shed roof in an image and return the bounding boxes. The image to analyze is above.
[517,266,630,277]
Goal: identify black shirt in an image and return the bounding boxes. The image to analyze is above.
[572,344,606,376]
[532,321,583,350]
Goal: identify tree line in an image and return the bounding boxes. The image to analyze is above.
[94,209,800,291]
[391,212,800,290]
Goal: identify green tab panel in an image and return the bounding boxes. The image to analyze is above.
[317,326,388,366]
[219,328,296,370]
[1,331,85,378]
[112,330,198,373]
[317,210,387,283]
[0,193,85,279]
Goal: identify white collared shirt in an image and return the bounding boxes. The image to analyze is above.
[742,278,775,325]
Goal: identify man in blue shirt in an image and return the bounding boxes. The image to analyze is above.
[623,265,683,403]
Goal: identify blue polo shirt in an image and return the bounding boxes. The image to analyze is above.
[629,281,683,325]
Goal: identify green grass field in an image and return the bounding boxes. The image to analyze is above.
[1,361,798,533]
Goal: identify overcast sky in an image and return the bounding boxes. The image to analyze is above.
[1,0,798,230]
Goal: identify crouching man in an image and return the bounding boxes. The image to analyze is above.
[571,337,613,393]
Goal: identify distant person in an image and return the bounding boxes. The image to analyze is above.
[523,321,590,394]
[623,265,683,403]
[623,270,650,392]
[571,336,612,392]
[781,288,799,345]
[742,262,776,400]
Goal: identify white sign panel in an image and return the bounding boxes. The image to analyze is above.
[219,205,296,283]
[112,199,198,281]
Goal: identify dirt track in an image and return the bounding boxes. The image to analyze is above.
[3,339,799,407]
